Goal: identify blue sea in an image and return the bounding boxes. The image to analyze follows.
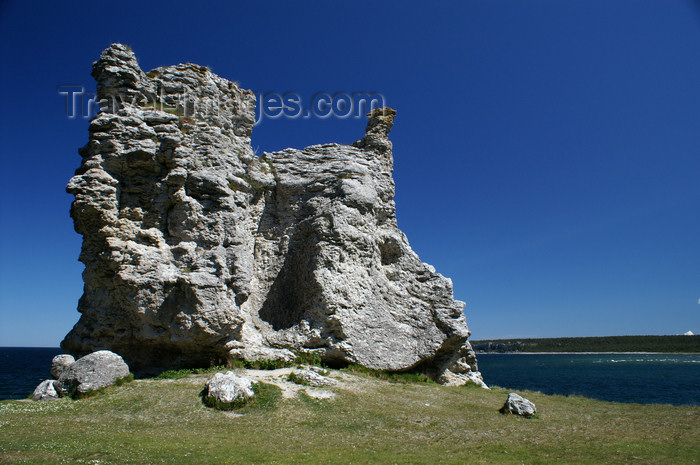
[1,347,63,400]
[477,353,700,406]
[1,348,698,405]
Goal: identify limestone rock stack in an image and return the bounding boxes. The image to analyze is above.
[62,44,482,385]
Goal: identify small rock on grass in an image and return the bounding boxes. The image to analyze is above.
[500,393,537,417]
[32,380,60,401]
[204,372,256,408]
[289,369,334,387]
[56,350,130,396]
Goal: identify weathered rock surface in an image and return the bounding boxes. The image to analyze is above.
[62,44,483,385]
[291,369,335,387]
[50,354,75,379]
[440,369,489,389]
[204,372,256,406]
[32,380,60,401]
[55,350,130,396]
[500,393,537,417]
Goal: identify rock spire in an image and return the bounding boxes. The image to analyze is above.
[62,44,482,386]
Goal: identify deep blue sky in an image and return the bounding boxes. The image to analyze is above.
[1,1,698,347]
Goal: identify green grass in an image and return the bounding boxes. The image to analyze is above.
[1,370,697,464]
[113,373,135,386]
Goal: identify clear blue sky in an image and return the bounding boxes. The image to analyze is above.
[1,1,698,347]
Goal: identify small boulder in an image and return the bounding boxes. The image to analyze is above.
[50,354,75,379]
[204,372,256,408]
[289,369,334,387]
[32,379,60,401]
[56,350,130,396]
[500,393,536,417]
[439,369,489,388]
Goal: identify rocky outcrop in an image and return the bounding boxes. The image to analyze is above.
[62,44,482,385]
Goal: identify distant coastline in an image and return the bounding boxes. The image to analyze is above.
[482,351,699,355]
[471,335,700,354]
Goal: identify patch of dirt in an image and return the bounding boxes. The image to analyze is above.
[244,367,339,399]
[187,367,379,400]
[305,389,334,399]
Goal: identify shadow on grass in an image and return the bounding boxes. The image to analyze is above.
[341,364,435,384]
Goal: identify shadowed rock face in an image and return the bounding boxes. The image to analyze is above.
[62,44,481,384]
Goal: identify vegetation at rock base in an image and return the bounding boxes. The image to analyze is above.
[66,373,135,400]
[341,364,435,385]
[113,373,135,386]
[227,351,324,371]
[1,368,697,464]
[471,335,700,353]
[291,350,323,367]
[155,366,227,380]
[153,352,327,379]
[228,358,290,370]
[286,372,310,386]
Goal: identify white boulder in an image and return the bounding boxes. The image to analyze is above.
[500,393,537,417]
[50,354,75,379]
[56,350,130,396]
[204,372,256,407]
[32,380,60,401]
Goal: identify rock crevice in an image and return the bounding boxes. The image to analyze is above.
[62,44,482,385]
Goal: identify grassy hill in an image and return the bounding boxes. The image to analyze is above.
[1,366,698,464]
[470,335,700,353]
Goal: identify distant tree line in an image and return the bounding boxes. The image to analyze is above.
[470,335,700,353]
